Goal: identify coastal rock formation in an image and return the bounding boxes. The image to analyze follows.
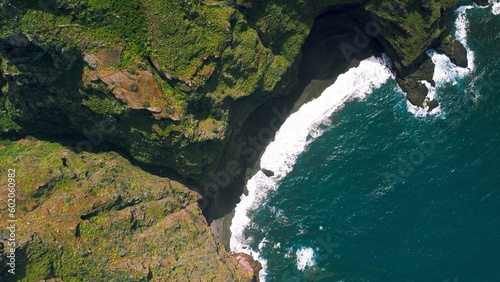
[437,35,468,68]
[397,57,436,108]
[397,34,468,110]
[232,253,263,278]
[0,139,253,281]
[473,0,490,6]
[0,0,462,280]
[0,0,459,181]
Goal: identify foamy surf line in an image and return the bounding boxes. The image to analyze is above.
[230,55,393,281]
[455,5,475,72]
[490,0,500,15]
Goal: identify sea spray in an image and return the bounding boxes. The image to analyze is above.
[454,6,475,71]
[407,5,476,117]
[490,0,500,15]
[230,56,393,281]
[296,247,316,271]
[230,5,500,280]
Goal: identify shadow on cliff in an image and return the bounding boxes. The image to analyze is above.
[0,35,200,194]
[204,9,386,248]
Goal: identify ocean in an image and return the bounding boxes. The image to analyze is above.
[230,2,500,281]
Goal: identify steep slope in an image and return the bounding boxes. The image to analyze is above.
[0,138,252,281]
[0,0,464,280]
[1,0,459,182]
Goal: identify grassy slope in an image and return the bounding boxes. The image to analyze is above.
[365,0,457,68]
[0,1,460,279]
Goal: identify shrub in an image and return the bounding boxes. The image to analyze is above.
[142,101,151,108]
[129,84,139,92]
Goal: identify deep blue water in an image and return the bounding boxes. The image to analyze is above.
[236,4,499,282]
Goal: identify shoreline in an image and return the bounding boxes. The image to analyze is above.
[210,27,384,250]
[226,53,394,281]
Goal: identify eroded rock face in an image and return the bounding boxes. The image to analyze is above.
[0,1,463,280]
[233,252,263,278]
[397,57,436,108]
[0,0,460,183]
[473,0,490,6]
[0,139,253,281]
[84,46,123,69]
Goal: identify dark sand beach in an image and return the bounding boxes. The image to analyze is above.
[208,13,385,248]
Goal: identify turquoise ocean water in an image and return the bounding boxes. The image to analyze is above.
[231,3,500,281]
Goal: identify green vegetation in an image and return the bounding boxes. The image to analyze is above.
[0,0,460,280]
[129,83,139,92]
[0,0,460,180]
[365,0,457,68]
[141,0,313,100]
[142,0,234,79]
[82,95,127,116]
[0,0,150,67]
[0,57,20,133]
[0,139,250,281]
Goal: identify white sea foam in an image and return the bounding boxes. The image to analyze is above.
[258,237,269,253]
[296,247,316,271]
[490,0,500,15]
[408,80,442,117]
[260,56,393,179]
[407,6,475,117]
[454,6,475,71]
[427,50,470,85]
[230,56,393,281]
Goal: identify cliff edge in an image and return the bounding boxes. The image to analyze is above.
[0,0,464,280]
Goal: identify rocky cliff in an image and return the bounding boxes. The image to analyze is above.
[0,138,252,281]
[0,0,460,181]
[0,0,463,280]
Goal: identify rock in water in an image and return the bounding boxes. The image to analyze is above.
[473,0,490,6]
[427,100,440,111]
[232,252,263,277]
[397,58,436,108]
[437,36,468,68]
[262,168,275,177]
